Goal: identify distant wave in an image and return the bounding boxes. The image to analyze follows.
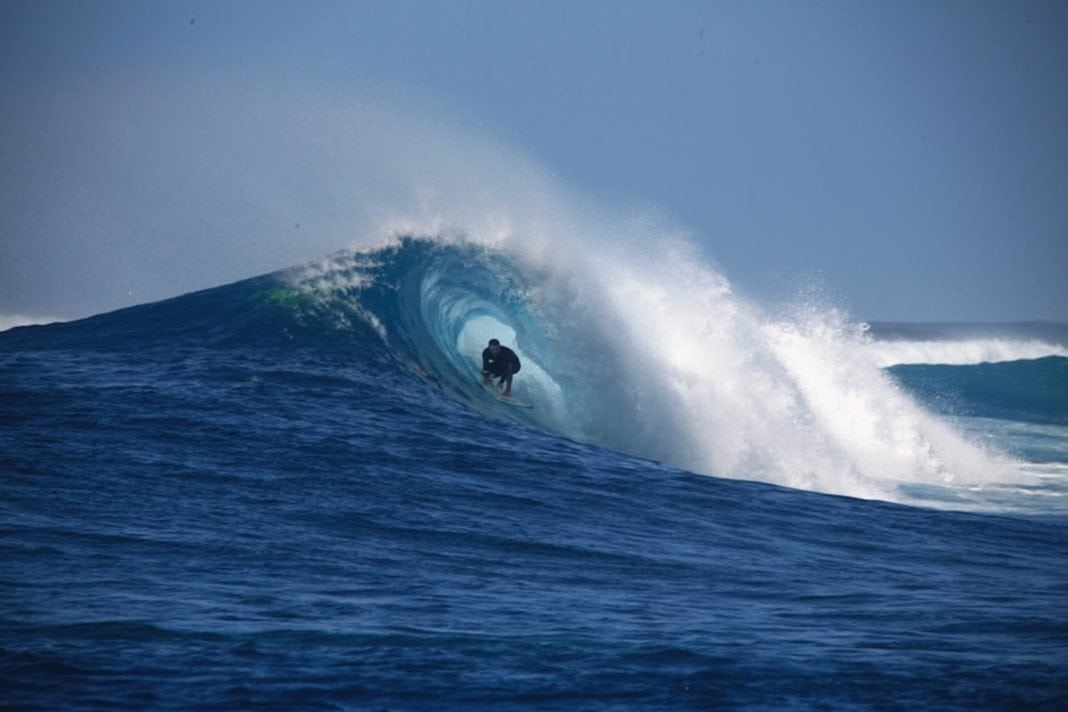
[866,338,1068,368]
[889,356,1068,426]
[0,313,64,333]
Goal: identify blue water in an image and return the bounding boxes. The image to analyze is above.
[3,237,1067,709]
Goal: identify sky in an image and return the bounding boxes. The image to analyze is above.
[2,0,1067,324]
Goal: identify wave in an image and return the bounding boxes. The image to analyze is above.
[889,356,1068,426]
[865,337,1068,368]
[285,236,1019,503]
[4,234,1028,504]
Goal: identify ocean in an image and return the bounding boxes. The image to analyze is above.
[2,236,1066,709]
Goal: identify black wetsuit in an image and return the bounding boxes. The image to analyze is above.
[482,345,521,378]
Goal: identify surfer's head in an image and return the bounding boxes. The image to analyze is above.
[488,338,500,355]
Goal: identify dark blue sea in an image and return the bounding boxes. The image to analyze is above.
[3,237,1067,709]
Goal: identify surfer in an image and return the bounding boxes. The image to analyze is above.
[481,338,521,397]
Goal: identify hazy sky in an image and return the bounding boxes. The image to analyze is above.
[3,0,1067,322]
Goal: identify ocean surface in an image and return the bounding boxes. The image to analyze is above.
[2,236,1066,709]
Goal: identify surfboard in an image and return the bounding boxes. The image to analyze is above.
[481,380,533,409]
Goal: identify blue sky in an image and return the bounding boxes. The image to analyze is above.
[2,0,1066,322]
